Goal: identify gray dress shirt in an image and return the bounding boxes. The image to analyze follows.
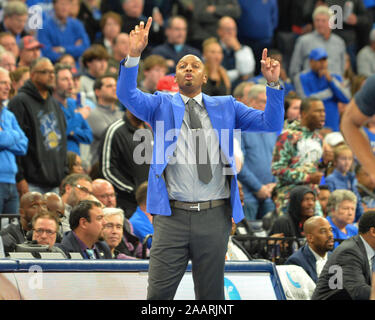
[164,93,230,202]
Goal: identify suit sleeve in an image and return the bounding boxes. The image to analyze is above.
[234,86,284,132]
[336,247,371,300]
[117,63,162,125]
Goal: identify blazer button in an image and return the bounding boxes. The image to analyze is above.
[156,174,159,178]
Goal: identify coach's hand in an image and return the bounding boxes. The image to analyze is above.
[129,17,152,58]
[260,48,280,84]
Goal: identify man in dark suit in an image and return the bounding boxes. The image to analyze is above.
[312,210,375,300]
[285,216,334,283]
[57,200,112,259]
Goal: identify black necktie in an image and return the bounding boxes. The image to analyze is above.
[187,99,213,184]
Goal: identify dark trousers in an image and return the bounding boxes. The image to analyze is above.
[147,203,232,300]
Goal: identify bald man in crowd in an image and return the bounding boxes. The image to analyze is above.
[92,179,117,208]
[42,192,65,238]
[285,216,334,283]
[0,192,46,252]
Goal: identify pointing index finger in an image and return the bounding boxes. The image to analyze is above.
[261,48,268,62]
[144,16,153,33]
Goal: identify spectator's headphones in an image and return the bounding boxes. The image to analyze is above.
[26,230,62,243]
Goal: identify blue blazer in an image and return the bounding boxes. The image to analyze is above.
[285,244,319,283]
[116,63,284,223]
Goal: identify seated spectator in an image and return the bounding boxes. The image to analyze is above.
[312,210,375,300]
[357,29,375,77]
[325,144,364,221]
[190,0,241,51]
[53,63,93,155]
[129,182,153,249]
[60,173,93,233]
[285,216,334,283]
[30,210,61,248]
[87,74,124,166]
[95,11,122,55]
[317,185,331,218]
[37,0,90,63]
[67,151,84,174]
[151,15,201,74]
[272,97,325,214]
[57,199,112,259]
[92,178,117,208]
[0,192,46,252]
[289,6,346,79]
[18,36,43,68]
[102,207,141,259]
[42,192,65,222]
[9,67,29,99]
[138,54,167,94]
[217,16,255,87]
[107,33,130,74]
[80,44,110,104]
[0,67,28,215]
[270,186,316,238]
[283,91,301,128]
[356,165,375,211]
[92,178,144,258]
[294,47,351,132]
[326,189,358,248]
[201,37,231,96]
[0,1,29,42]
[0,51,16,72]
[0,32,19,59]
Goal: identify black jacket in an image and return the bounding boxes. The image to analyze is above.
[270,186,315,238]
[0,224,26,252]
[312,235,371,300]
[98,115,152,215]
[8,80,68,188]
[56,231,112,259]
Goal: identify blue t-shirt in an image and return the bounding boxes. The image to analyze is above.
[129,207,153,249]
[327,216,358,249]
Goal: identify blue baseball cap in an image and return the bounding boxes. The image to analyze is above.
[309,48,328,61]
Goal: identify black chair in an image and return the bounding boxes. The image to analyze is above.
[0,214,21,230]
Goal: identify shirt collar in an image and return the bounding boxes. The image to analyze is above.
[360,235,375,262]
[308,245,328,261]
[180,92,203,107]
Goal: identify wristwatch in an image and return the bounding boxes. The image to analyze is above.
[267,80,280,87]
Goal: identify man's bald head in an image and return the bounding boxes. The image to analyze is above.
[303,216,334,256]
[42,192,65,218]
[19,192,46,231]
[304,216,324,234]
[20,191,43,208]
[92,179,117,208]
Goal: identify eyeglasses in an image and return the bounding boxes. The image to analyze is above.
[35,70,55,75]
[33,228,56,236]
[103,223,123,230]
[97,193,116,199]
[73,184,93,195]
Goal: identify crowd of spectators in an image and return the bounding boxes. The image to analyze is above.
[0,0,375,298]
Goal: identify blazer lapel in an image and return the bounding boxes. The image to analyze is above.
[202,94,222,145]
[354,235,372,283]
[172,93,185,130]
